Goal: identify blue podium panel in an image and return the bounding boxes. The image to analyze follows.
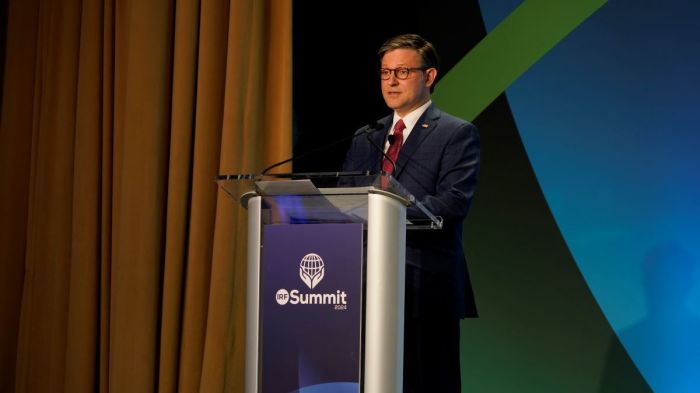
[260,223,363,393]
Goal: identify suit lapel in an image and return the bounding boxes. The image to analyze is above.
[394,105,440,177]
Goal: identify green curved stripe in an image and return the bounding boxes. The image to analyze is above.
[433,0,607,121]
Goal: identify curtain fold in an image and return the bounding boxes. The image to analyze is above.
[0,0,292,392]
[0,0,40,391]
[158,0,200,390]
[63,0,104,392]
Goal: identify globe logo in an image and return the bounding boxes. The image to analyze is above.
[299,253,325,289]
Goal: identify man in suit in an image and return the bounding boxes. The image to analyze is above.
[342,34,480,392]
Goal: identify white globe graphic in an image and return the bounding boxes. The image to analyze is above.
[300,253,324,289]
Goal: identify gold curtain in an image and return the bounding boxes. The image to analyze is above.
[0,0,291,391]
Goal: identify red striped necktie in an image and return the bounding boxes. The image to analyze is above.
[383,119,406,175]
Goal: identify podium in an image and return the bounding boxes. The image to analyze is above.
[217,172,442,393]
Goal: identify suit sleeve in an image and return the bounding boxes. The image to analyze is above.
[339,129,375,187]
[341,134,364,172]
[411,122,480,223]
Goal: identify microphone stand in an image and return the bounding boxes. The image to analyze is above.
[366,132,396,175]
[261,121,386,175]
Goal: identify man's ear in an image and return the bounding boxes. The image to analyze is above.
[425,68,437,88]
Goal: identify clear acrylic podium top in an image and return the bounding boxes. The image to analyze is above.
[216,172,442,230]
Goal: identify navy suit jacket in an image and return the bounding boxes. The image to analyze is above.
[342,104,480,319]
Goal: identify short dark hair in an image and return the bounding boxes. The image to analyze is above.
[377,34,440,73]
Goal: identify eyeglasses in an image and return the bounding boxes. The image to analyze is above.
[379,67,428,80]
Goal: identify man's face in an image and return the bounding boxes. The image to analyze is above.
[380,48,436,117]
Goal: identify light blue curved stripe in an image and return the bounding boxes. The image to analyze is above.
[479,1,700,392]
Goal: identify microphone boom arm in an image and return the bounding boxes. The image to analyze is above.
[261,122,385,174]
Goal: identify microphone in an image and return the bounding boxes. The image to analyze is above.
[365,125,396,175]
[261,121,386,175]
[353,120,384,137]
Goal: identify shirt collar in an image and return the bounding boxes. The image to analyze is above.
[391,99,432,140]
